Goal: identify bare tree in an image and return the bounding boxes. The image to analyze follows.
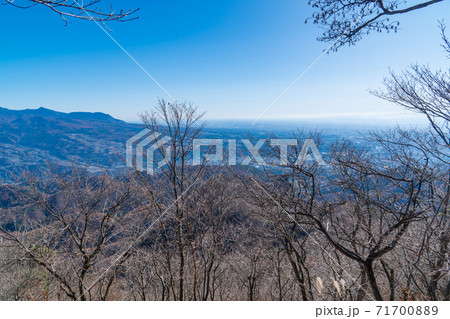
[138,100,206,301]
[307,0,445,50]
[372,26,450,149]
[237,133,322,301]
[2,0,138,23]
[185,172,242,300]
[363,25,450,301]
[244,131,435,301]
[0,243,45,300]
[440,21,450,57]
[0,165,147,300]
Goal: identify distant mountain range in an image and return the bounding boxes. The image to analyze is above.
[0,107,143,182]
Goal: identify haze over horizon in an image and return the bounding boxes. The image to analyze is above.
[0,105,429,130]
[1,0,448,122]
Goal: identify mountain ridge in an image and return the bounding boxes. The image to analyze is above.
[0,106,124,124]
[0,106,142,182]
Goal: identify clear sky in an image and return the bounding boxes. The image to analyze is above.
[0,0,449,122]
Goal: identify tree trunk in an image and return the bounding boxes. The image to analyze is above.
[365,260,384,301]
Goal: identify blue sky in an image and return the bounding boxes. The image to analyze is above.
[0,0,449,122]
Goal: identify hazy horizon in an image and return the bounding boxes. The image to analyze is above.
[1,105,430,129]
